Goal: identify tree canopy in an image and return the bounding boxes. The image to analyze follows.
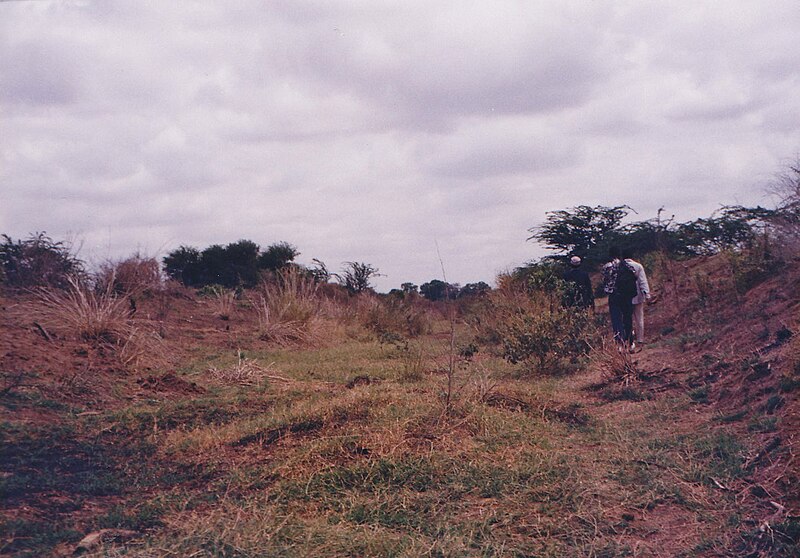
[163,240,299,288]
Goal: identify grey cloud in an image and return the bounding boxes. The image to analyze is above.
[0,40,79,106]
[2,1,799,292]
[419,119,582,179]
[267,2,613,128]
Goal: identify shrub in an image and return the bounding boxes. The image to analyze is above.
[0,233,84,289]
[357,295,432,338]
[95,253,162,296]
[476,285,595,374]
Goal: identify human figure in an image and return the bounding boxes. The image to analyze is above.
[622,249,651,349]
[562,256,594,311]
[602,246,636,349]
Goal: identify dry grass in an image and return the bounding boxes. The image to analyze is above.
[354,294,433,337]
[36,276,134,343]
[209,286,236,320]
[95,253,162,296]
[252,267,330,346]
[208,352,282,386]
[592,337,642,386]
[34,275,164,369]
[9,255,800,558]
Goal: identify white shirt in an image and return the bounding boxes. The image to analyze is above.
[625,258,650,305]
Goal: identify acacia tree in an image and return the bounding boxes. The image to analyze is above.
[529,205,629,266]
[259,242,299,271]
[337,261,381,294]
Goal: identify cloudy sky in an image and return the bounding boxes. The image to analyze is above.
[2,1,799,290]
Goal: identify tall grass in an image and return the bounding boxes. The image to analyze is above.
[252,267,328,346]
[35,275,163,368]
[207,285,236,320]
[36,276,134,343]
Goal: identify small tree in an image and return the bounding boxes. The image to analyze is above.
[259,242,299,271]
[529,205,629,266]
[308,258,331,283]
[163,245,203,286]
[223,239,261,287]
[420,279,458,301]
[338,261,381,294]
[401,282,419,295]
[458,282,491,298]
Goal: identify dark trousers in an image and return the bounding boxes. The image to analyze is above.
[608,293,634,344]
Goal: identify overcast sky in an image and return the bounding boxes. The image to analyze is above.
[2,1,799,291]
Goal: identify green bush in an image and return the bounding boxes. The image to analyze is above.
[478,285,595,374]
[726,236,781,294]
[0,232,84,289]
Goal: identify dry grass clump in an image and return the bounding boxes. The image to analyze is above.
[95,253,162,296]
[252,267,329,346]
[355,294,433,338]
[592,338,642,386]
[205,285,236,320]
[36,276,134,343]
[209,353,281,386]
[34,276,163,369]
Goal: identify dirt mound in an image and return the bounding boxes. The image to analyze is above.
[605,253,800,515]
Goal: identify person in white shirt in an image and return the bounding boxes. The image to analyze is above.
[622,249,651,348]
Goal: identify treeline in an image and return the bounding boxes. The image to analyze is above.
[162,240,299,288]
[3,164,797,295]
[0,233,492,301]
[528,201,799,270]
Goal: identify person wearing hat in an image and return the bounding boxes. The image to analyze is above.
[562,255,594,311]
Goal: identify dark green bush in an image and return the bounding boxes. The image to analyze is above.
[0,233,84,289]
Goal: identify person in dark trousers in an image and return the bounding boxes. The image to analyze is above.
[602,246,636,349]
[562,255,594,311]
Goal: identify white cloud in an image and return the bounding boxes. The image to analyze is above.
[1,0,799,291]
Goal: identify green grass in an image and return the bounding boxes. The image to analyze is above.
[0,332,788,557]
